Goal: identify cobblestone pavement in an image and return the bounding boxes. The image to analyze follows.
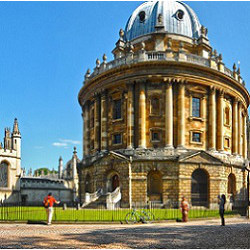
[0,217,250,249]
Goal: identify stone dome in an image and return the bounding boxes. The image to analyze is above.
[124,1,202,41]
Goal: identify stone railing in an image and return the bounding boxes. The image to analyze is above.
[85,50,244,86]
[106,187,121,210]
[82,188,103,208]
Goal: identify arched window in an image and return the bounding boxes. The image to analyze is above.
[85,174,91,193]
[228,173,236,195]
[191,169,209,206]
[150,97,160,115]
[224,107,230,126]
[147,170,162,201]
[0,162,8,187]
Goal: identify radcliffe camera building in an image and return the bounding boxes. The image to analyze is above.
[78,1,250,208]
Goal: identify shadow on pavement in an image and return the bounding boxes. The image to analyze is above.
[0,222,249,248]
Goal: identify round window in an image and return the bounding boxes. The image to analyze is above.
[139,11,146,22]
[176,9,184,21]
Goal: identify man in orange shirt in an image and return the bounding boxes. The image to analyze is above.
[43,192,60,225]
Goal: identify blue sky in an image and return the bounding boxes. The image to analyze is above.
[1,1,250,172]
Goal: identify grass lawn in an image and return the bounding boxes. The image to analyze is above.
[0,206,237,222]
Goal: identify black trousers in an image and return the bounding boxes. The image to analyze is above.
[219,209,225,226]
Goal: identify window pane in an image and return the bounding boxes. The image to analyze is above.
[192,97,201,117]
[113,99,122,119]
[114,134,122,144]
[192,132,201,142]
[152,132,159,141]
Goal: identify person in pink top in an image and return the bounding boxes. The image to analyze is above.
[180,197,189,222]
[43,193,60,225]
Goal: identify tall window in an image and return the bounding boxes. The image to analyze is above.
[192,97,201,117]
[90,108,94,128]
[113,99,122,120]
[0,162,8,187]
[150,97,160,115]
[224,107,230,125]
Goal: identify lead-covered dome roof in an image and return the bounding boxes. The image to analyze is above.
[124,1,201,41]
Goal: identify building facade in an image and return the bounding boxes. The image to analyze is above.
[20,147,80,205]
[78,1,250,209]
[0,119,21,203]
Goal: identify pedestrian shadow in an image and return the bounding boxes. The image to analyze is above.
[27,220,47,225]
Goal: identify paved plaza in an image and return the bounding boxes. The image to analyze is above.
[0,217,250,249]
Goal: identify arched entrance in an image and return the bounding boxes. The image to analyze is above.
[106,172,120,192]
[227,173,236,204]
[191,169,209,206]
[111,174,119,192]
[147,170,162,202]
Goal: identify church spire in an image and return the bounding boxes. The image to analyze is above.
[13,118,21,135]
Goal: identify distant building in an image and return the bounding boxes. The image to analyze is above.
[0,118,21,203]
[20,148,80,205]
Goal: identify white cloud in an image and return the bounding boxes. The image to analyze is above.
[52,139,81,148]
[52,142,68,147]
[59,139,81,145]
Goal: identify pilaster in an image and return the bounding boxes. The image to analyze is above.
[127,82,135,149]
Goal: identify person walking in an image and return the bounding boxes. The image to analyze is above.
[43,193,60,225]
[218,194,226,226]
[180,196,189,222]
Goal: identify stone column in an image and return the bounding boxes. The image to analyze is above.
[217,90,224,151]
[232,99,238,155]
[208,87,216,151]
[138,81,146,148]
[101,92,108,151]
[83,103,90,157]
[94,95,100,151]
[177,82,185,149]
[238,102,242,156]
[127,83,134,149]
[165,81,174,149]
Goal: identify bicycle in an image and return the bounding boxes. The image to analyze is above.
[125,208,155,224]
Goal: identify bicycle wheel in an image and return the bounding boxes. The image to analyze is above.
[125,212,138,224]
[143,210,155,222]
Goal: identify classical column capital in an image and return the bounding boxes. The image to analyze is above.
[210,85,216,93]
[218,89,224,97]
[126,80,135,88]
[233,97,240,104]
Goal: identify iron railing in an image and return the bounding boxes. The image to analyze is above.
[0,201,242,222]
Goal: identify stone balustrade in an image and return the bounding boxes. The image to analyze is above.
[85,51,243,86]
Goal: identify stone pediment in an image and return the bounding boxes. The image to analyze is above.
[92,151,130,166]
[179,151,223,165]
